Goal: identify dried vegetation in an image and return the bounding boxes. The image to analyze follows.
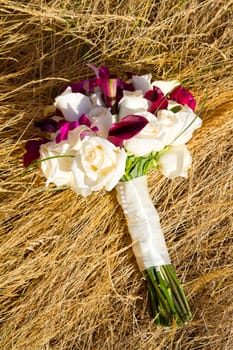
[0,0,233,349]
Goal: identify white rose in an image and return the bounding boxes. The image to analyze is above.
[151,80,180,95]
[158,145,192,179]
[39,126,89,187]
[88,107,113,138]
[123,111,163,156]
[132,74,152,94]
[66,125,92,151]
[71,136,127,196]
[39,141,74,187]
[157,105,202,147]
[89,91,105,107]
[132,73,180,95]
[54,87,92,122]
[118,91,149,118]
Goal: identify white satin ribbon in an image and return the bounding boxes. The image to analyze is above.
[116,176,170,271]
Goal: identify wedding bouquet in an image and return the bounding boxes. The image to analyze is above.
[23,64,202,327]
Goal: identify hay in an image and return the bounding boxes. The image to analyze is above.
[0,0,232,349]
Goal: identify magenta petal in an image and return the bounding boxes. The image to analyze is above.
[170,86,196,111]
[55,121,80,143]
[109,115,148,142]
[97,77,118,108]
[62,78,97,95]
[57,119,68,129]
[144,87,168,113]
[98,66,110,79]
[23,139,48,167]
[79,114,92,127]
[87,64,110,79]
[108,135,123,147]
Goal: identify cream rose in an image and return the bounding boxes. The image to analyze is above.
[71,136,127,196]
[88,107,113,138]
[89,91,105,107]
[132,73,180,95]
[54,87,92,122]
[151,80,180,96]
[158,145,192,179]
[157,105,202,147]
[123,111,163,156]
[132,74,152,94]
[39,141,74,187]
[118,91,149,118]
[39,126,90,187]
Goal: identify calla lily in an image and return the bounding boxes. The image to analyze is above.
[55,114,98,143]
[23,139,48,167]
[170,86,196,111]
[89,64,134,113]
[108,115,148,146]
[65,77,97,95]
[55,121,80,143]
[144,87,168,113]
[97,77,118,109]
[88,64,118,109]
[98,65,110,79]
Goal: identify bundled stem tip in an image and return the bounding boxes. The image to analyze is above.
[143,264,192,327]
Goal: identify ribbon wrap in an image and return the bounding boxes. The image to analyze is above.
[116,176,170,271]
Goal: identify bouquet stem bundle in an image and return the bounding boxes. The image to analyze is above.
[116,176,192,327]
[144,265,192,326]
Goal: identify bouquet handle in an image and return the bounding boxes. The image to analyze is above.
[116,176,192,326]
[116,176,170,271]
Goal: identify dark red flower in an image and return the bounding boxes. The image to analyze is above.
[170,86,196,111]
[144,87,168,113]
[23,139,48,167]
[108,115,148,146]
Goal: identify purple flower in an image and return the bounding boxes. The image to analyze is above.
[144,87,168,113]
[23,139,48,167]
[68,79,97,95]
[108,115,148,146]
[170,86,196,111]
[55,121,80,143]
[55,114,98,143]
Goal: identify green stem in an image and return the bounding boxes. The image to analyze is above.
[143,264,192,327]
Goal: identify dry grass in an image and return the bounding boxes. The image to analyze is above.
[0,0,233,349]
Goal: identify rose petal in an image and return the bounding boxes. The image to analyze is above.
[158,145,192,179]
[132,73,152,94]
[152,80,180,95]
[54,87,92,121]
[118,93,149,118]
